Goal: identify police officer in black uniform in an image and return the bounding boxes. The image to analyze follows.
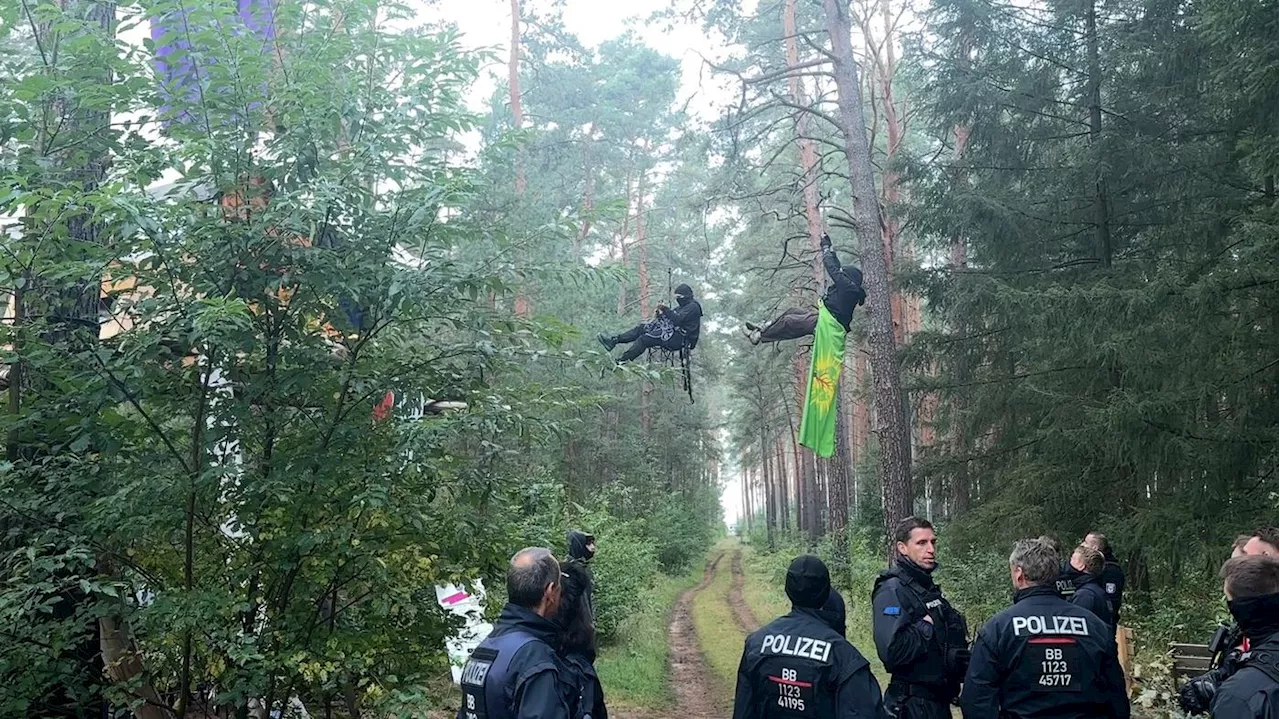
[1209,554,1278,719]
[1084,531,1125,624]
[733,555,883,719]
[1063,544,1114,629]
[872,517,969,719]
[458,547,571,719]
[961,539,1129,719]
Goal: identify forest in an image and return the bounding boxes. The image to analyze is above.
[0,0,1273,716]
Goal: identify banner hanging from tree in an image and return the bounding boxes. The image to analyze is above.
[798,305,846,457]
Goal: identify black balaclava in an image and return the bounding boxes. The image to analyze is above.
[567,530,595,562]
[817,586,848,637]
[1229,593,1279,640]
[674,283,694,307]
[786,555,831,609]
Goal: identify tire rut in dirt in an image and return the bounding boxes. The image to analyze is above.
[664,551,729,719]
[727,549,760,634]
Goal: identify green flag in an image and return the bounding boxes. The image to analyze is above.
[799,305,847,458]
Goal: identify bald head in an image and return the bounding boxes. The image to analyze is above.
[508,547,561,617]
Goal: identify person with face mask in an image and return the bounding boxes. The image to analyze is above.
[458,548,571,719]
[960,539,1129,719]
[1062,544,1114,630]
[1179,528,1280,715]
[566,531,596,564]
[732,555,883,719]
[743,234,866,345]
[597,284,702,363]
[1209,555,1278,719]
[872,517,970,719]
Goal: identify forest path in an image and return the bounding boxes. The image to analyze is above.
[660,549,730,719]
[727,548,760,634]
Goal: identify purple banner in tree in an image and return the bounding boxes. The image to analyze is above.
[151,0,276,126]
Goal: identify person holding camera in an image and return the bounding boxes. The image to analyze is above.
[1179,528,1279,714]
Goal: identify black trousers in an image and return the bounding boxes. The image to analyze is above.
[614,322,684,362]
[758,307,819,343]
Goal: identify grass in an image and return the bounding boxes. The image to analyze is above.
[596,560,701,709]
[690,538,749,700]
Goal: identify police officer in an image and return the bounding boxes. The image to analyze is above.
[960,539,1129,719]
[1063,544,1114,628]
[1083,531,1125,624]
[872,517,969,719]
[1209,554,1278,719]
[458,548,571,719]
[733,555,883,719]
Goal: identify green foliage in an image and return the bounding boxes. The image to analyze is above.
[595,563,701,709]
[0,0,725,715]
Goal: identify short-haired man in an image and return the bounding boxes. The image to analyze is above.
[1063,545,1114,628]
[458,548,570,719]
[960,539,1129,719]
[1083,531,1125,625]
[733,555,883,719]
[1208,555,1278,719]
[872,517,969,719]
[1240,527,1278,558]
[1182,530,1280,714]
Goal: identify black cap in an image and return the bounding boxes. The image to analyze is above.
[785,554,831,609]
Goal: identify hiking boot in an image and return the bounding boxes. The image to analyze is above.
[741,326,761,346]
[745,322,760,332]
[597,333,617,351]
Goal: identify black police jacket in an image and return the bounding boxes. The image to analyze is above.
[732,606,884,719]
[1099,554,1125,624]
[871,559,969,700]
[457,603,571,719]
[960,584,1129,719]
[1211,632,1278,719]
[1068,572,1114,629]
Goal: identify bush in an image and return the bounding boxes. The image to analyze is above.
[589,520,660,640]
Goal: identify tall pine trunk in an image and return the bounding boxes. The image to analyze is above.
[822,0,914,541]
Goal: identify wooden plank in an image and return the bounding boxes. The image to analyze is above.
[1117,626,1135,697]
[1174,658,1214,672]
[1169,642,1213,657]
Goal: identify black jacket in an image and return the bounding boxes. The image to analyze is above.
[1099,553,1125,624]
[1212,632,1278,719]
[457,604,571,719]
[658,296,702,349]
[1067,571,1114,629]
[960,584,1129,719]
[561,652,607,719]
[733,606,883,719]
[871,559,969,701]
[820,250,866,332]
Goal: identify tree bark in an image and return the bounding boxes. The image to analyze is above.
[822,0,914,541]
[1085,0,1112,268]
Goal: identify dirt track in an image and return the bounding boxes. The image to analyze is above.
[726,548,760,634]
[661,550,729,719]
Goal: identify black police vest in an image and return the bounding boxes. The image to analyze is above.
[1002,611,1111,716]
[459,631,537,719]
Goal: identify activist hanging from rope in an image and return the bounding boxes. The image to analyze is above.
[741,232,866,345]
[596,283,703,364]
[749,231,866,458]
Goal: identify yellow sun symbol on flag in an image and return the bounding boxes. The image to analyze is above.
[811,352,841,413]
